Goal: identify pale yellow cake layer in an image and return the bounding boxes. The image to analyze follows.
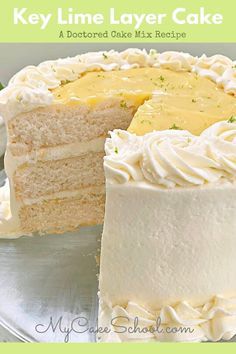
[13,152,105,200]
[8,100,137,155]
[19,187,105,234]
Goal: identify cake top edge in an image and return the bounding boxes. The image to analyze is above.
[0,48,236,120]
[104,119,236,188]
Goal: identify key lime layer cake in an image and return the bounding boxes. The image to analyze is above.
[98,53,236,342]
[0,49,236,236]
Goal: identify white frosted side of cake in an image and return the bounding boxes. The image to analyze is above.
[99,182,236,342]
[100,182,236,308]
[98,121,236,342]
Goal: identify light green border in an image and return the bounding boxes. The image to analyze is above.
[0,343,236,353]
[0,0,235,42]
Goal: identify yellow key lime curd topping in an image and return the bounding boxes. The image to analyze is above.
[53,67,236,135]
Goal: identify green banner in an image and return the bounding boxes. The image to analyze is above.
[0,343,236,353]
[0,0,235,42]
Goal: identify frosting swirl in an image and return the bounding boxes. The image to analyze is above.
[98,296,236,342]
[157,51,196,71]
[104,120,236,188]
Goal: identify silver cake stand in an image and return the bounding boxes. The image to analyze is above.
[0,157,100,342]
[0,226,100,343]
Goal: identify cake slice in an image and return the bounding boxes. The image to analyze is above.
[0,49,235,236]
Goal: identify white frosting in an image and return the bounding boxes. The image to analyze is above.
[0,179,11,221]
[99,181,236,342]
[157,51,196,71]
[99,296,236,342]
[0,176,23,239]
[0,49,235,121]
[6,136,105,167]
[104,120,236,188]
[194,54,232,80]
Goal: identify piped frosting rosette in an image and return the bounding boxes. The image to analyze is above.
[104,120,236,188]
[99,296,236,342]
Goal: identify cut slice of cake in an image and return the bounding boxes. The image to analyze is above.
[0,49,235,236]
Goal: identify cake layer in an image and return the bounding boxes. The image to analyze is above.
[7,100,137,155]
[19,186,105,234]
[14,151,105,200]
[99,182,236,309]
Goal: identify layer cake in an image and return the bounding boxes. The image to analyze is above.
[0,49,235,238]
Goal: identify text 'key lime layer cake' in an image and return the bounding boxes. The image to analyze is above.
[0,48,236,237]
[98,55,236,341]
